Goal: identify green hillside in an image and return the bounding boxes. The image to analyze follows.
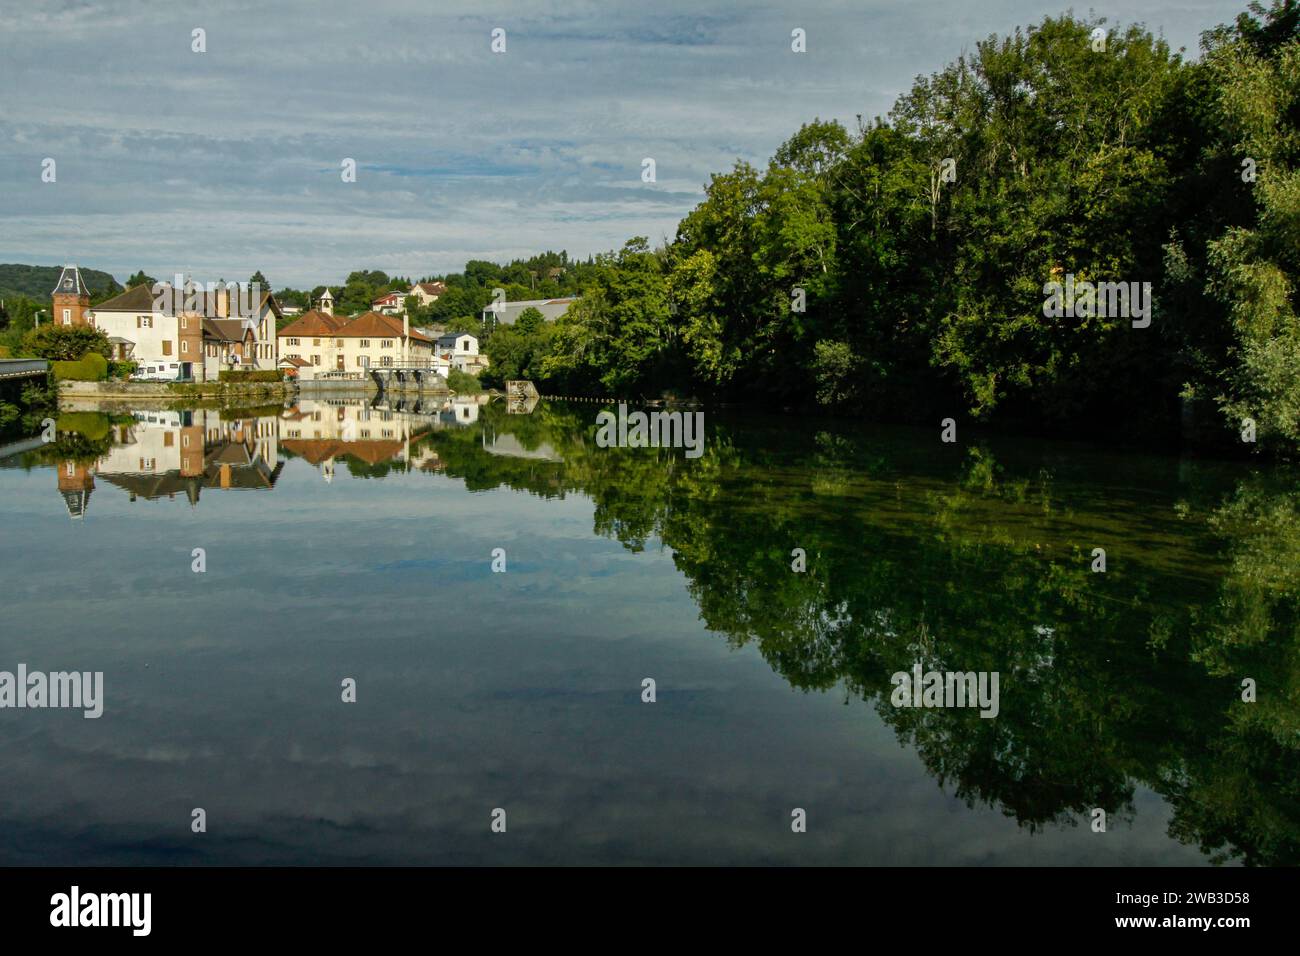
[0,263,122,303]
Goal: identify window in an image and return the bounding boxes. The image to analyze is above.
[360,339,370,347]
[380,356,392,367]
[181,340,188,354]
[313,338,320,346]
[137,315,153,329]
[181,317,188,330]
[164,432,174,447]
[311,355,320,365]
[62,308,71,324]
[287,337,300,346]
[162,341,172,356]
[381,339,393,348]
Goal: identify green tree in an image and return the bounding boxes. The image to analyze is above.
[23,324,112,360]
[1200,2,1300,447]
[544,238,673,394]
[483,308,552,386]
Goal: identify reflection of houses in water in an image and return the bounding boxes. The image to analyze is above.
[480,421,563,462]
[371,394,485,424]
[34,393,505,511]
[56,460,95,519]
[279,396,495,480]
[441,400,480,427]
[279,399,438,482]
[79,409,282,510]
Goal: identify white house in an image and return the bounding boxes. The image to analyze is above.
[408,281,446,307]
[89,281,280,381]
[278,309,433,379]
[371,291,409,316]
[434,332,487,373]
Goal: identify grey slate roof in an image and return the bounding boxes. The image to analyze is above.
[52,264,89,297]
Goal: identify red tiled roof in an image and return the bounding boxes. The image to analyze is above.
[278,309,348,338]
[336,311,432,343]
[282,438,404,466]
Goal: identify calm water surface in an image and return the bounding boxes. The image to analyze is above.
[0,395,1296,865]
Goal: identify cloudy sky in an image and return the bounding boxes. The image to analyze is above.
[1,0,1248,289]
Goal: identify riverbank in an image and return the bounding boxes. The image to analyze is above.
[59,379,293,400]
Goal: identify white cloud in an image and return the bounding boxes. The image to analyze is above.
[0,0,1247,286]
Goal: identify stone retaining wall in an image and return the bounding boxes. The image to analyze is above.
[59,380,293,400]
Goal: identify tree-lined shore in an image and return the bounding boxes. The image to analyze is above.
[477,2,1299,454]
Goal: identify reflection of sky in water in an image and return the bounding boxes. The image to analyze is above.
[0,410,1215,865]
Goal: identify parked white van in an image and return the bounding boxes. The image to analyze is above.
[132,362,188,382]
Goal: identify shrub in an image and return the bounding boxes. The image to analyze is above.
[23,324,112,361]
[84,352,108,378]
[447,368,483,393]
[217,369,282,383]
[108,360,138,380]
[51,352,108,381]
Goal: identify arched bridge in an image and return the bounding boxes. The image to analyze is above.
[370,363,449,393]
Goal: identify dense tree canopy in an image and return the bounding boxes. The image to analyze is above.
[477,2,1300,454]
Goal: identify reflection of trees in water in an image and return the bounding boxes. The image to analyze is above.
[18,411,128,465]
[425,403,1300,865]
[1168,479,1300,866]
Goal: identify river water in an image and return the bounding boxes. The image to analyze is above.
[0,395,1294,865]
